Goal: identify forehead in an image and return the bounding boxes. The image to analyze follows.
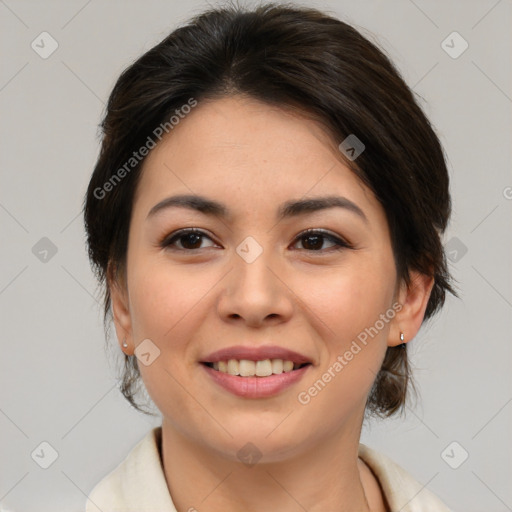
[132,95,379,223]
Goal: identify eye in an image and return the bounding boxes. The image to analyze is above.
[160,228,218,250]
[291,229,352,252]
[160,228,352,252]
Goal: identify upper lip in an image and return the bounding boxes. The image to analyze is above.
[201,345,312,365]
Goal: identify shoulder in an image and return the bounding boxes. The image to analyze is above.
[85,427,177,512]
[358,444,454,512]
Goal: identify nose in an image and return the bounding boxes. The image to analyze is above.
[216,242,294,328]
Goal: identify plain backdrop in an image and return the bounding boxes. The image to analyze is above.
[1,1,511,511]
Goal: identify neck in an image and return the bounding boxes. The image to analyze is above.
[160,420,375,512]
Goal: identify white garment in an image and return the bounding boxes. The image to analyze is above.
[85,427,453,511]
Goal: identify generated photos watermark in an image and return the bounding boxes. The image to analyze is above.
[297,302,403,405]
[93,97,198,200]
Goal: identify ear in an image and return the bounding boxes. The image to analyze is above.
[388,271,434,347]
[108,265,134,355]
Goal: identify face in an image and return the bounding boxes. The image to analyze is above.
[111,95,423,463]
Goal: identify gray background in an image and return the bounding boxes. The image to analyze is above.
[1,0,511,511]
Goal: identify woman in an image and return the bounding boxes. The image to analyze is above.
[83,3,455,511]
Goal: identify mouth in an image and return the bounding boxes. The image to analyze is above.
[199,345,313,398]
[201,360,311,377]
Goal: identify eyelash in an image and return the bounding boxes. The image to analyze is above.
[159,228,353,253]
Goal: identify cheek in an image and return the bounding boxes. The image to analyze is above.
[299,256,396,347]
[127,263,205,429]
[293,282,393,439]
[126,258,222,412]
[291,256,395,414]
[127,258,209,341]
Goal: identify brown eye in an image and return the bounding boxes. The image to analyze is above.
[292,229,351,252]
[161,229,216,250]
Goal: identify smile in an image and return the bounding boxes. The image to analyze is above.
[200,345,313,398]
[203,359,310,377]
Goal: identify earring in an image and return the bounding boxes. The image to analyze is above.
[122,338,128,348]
[400,332,404,342]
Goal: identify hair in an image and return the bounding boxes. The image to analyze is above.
[83,2,455,417]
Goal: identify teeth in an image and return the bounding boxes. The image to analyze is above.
[227,359,239,375]
[272,359,283,374]
[211,358,304,377]
[283,360,294,372]
[239,359,255,376]
[256,359,272,377]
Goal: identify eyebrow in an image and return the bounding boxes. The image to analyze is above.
[146,194,368,223]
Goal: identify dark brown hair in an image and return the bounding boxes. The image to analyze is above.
[83,2,455,417]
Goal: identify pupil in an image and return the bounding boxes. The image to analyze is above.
[304,234,322,250]
[183,233,201,249]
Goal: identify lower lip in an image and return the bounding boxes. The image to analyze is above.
[201,363,311,398]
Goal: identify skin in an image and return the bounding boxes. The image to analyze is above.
[111,95,433,512]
